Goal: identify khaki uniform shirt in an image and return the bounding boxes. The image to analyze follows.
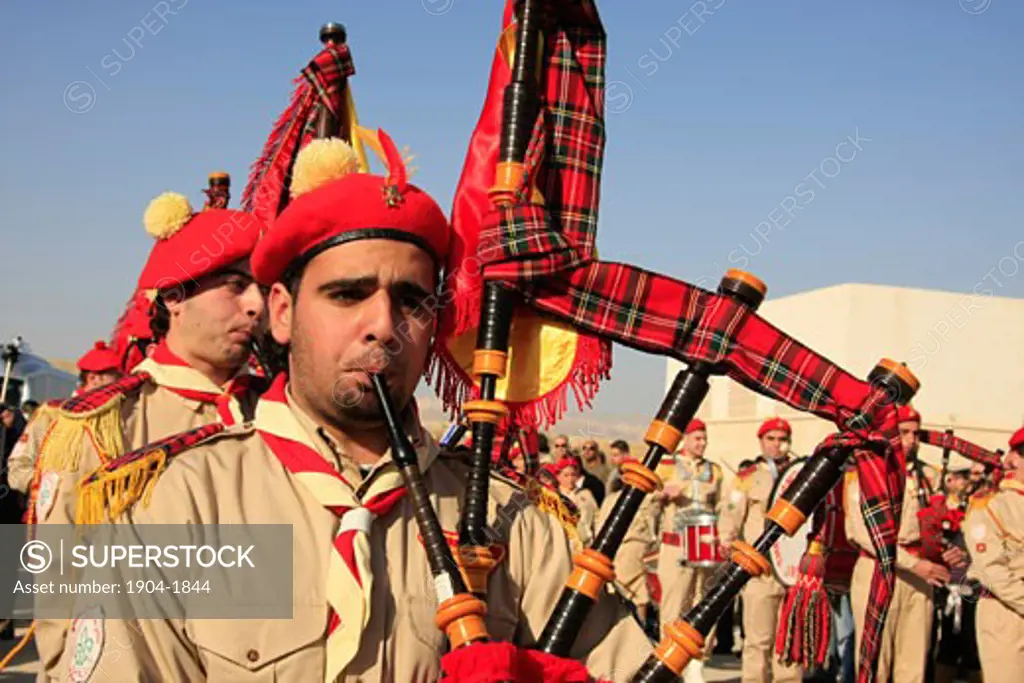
[966,477,1024,617]
[58,397,651,682]
[718,457,791,595]
[7,403,59,494]
[659,455,722,545]
[843,467,925,572]
[34,367,262,679]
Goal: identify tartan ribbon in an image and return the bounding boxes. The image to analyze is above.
[918,429,1003,469]
[254,373,408,682]
[242,41,354,226]
[134,341,251,426]
[447,3,907,679]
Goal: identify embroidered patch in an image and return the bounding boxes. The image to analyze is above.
[68,605,104,682]
[970,524,986,541]
[975,543,987,553]
[35,472,60,522]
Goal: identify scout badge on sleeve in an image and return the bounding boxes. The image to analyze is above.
[67,605,105,682]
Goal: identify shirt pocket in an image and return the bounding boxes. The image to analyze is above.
[188,605,326,681]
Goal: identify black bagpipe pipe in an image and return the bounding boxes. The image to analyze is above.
[535,269,768,657]
[370,374,503,672]
[457,0,547,598]
[914,428,1003,558]
[629,359,921,682]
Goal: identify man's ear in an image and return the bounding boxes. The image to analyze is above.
[268,282,294,345]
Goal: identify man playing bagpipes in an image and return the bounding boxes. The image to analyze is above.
[31,177,269,679]
[929,468,982,683]
[963,427,1024,683]
[655,419,723,683]
[53,125,653,681]
[718,418,802,683]
[843,406,955,683]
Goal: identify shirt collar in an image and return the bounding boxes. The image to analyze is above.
[284,384,439,490]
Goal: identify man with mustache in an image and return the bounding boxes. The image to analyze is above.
[718,417,802,683]
[33,179,268,678]
[844,405,952,683]
[60,134,652,682]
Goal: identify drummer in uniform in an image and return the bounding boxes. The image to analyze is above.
[6,340,122,498]
[844,405,952,683]
[964,427,1024,682]
[718,417,802,683]
[655,418,722,683]
[32,183,269,678]
[57,135,652,682]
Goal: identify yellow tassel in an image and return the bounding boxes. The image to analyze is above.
[38,400,126,475]
[75,450,167,525]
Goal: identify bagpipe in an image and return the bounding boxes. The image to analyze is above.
[773,427,1005,673]
[913,429,1002,563]
[247,7,922,683]
[429,3,928,683]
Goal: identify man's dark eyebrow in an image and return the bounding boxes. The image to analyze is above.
[317,276,379,293]
[393,280,432,300]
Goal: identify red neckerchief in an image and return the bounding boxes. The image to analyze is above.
[140,342,253,425]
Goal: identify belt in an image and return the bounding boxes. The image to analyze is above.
[857,542,921,561]
[662,532,681,546]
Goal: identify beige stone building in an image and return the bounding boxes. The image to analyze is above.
[666,283,1024,477]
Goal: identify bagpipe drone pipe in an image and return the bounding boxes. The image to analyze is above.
[427,2,932,683]
[772,427,1005,673]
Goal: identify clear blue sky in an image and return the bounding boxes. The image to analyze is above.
[1,0,1021,421]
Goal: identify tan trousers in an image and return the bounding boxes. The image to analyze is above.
[657,549,717,659]
[976,596,1024,683]
[740,574,801,683]
[850,556,933,683]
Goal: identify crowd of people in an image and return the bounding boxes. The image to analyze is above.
[492,415,1021,683]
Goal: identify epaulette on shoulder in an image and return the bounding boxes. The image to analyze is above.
[967,491,996,515]
[38,373,153,474]
[435,454,583,541]
[737,463,758,479]
[75,420,245,525]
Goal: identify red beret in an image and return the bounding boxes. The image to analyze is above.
[136,191,264,291]
[77,341,120,373]
[896,405,921,425]
[758,417,792,438]
[684,419,707,435]
[1009,427,1024,451]
[252,131,450,285]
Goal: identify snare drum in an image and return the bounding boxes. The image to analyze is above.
[677,508,723,568]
